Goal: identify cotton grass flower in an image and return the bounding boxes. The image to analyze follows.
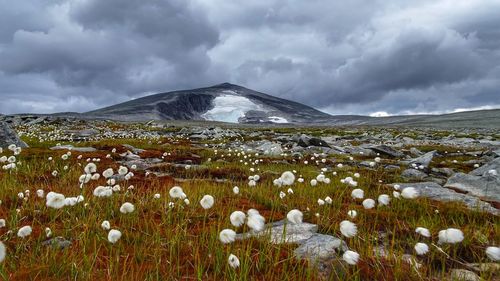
[0,219,5,228]
[93,186,112,197]
[232,186,239,194]
[317,199,325,206]
[347,210,357,219]
[414,243,429,255]
[280,171,295,185]
[45,227,52,238]
[325,196,332,204]
[310,179,317,186]
[377,194,390,206]
[169,186,186,199]
[219,229,237,244]
[486,246,500,261]
[46,192,66,209]
[286,209,303,224]
[228,254,240,268]
[340,220,357,238]
[102,168,114,178]
[230,211,246,227]
[247,209,265,232]
[101,220,111,230]
[84,163,97,174]
[362,198,376,209]
[200,195,215,209]
[438,228,464,244]
[401,187,419,199]
[108,229,122,244]
[415,227,431,238]
[351,189,364,200]
[0,242,5,263]
[17,225,32,238]
[342,250,360,265]
[119,202,135,214]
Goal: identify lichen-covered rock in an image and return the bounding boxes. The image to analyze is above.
[0,121,27,148]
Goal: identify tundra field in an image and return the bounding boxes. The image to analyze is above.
[0,119,499,280]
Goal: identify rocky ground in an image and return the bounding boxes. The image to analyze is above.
[0,117,499,280]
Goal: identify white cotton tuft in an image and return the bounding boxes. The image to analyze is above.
[169,186,186,199]
[108,229,122,243]
[0,242,5,263]
[414,242,429,255]
[340,220,357,238]
[228,254,240,268]
[351,189,364,199]
[101,220,111,230]
[230,211,246,227]
[486,246,500,261]
[438,228,464,244]
[17,225,32,238]
[362,198,376,209]
[347,210,357,219]
[219,229,236,244]
[342,250,360,265]
[415,227,431,238]
[46,192,66,209]
[200,195,215,209]
[377,194,390,206]
[119,202,135,214]
[280,171,295,186]
[287,209,303,224]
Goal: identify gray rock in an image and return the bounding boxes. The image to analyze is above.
[410,147,424,157]
[122,158,163,171]
[401,169,428,180]
[391,182,498,214]
[42,236,72,250]
[0,121,27,148]
[369,145,405,158]
[256,141,283,156]
[470,157,500,177]
[409,150,437,167]
[444,173,500,203]
[449,269,480,281]
[294,234,347,261]
[295,134,330,148]
[123,144,145,154]
[50,145,97,152]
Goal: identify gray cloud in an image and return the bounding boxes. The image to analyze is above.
[0,0,499,115]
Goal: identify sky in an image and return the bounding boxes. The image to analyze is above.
[0,0,499,116]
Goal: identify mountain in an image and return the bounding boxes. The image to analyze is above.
[87,83,333,124]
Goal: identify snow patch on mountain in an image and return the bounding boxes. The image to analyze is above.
[201,94,264,123]
[268,116,288,123]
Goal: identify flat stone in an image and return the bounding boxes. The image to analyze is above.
[369,145,405,158]
[235,219,318,244]
[409,150,437,167]
[294,234,347,261]
[50,145,97,152]
[42,236,72,250]
[391,182,498,215]
[470,157,500,176]
[444,173,500,203]
[449,269,480,281]
[401,169,428,180]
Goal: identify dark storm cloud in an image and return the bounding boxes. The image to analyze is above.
[0,0,499,115]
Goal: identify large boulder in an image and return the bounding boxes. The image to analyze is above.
[409,150,437,167]
[0,121,27,148]
[295,134,330,148]
[391,182,498,214]
[444,173,500,203]
[369,145,405,158]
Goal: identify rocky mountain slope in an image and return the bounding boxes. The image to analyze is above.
[87,83,333,124]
